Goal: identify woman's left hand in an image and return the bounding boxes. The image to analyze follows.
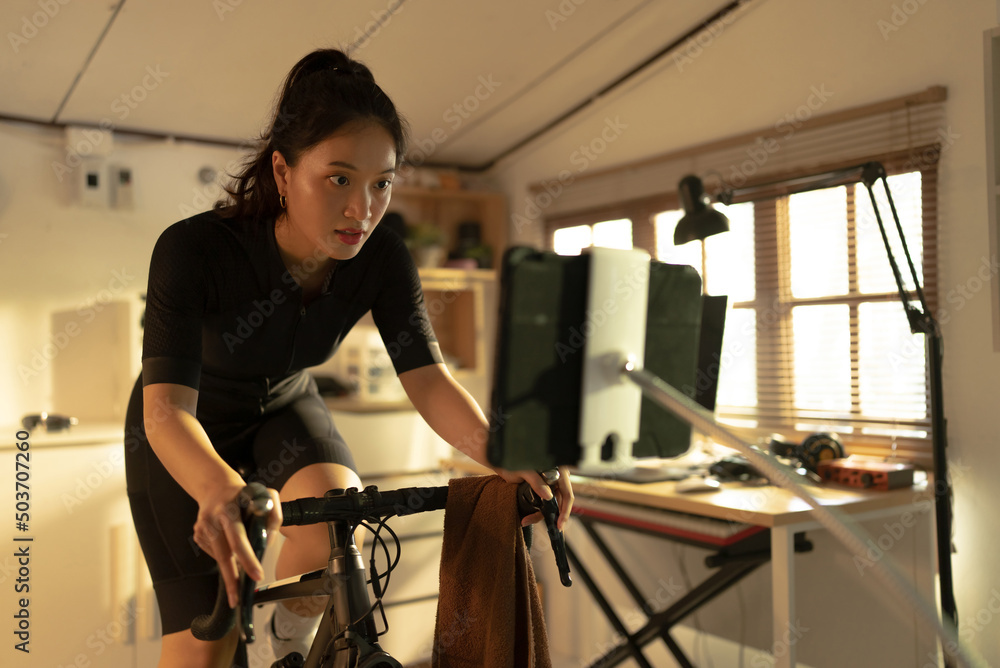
[494,466,574,530]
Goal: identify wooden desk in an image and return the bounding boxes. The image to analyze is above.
[570,474,937,668]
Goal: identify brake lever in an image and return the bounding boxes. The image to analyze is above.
[190,482,274,643]
[518,469,572,587]
[237,482,274,643]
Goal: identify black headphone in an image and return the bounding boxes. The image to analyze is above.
[768,432,845,472]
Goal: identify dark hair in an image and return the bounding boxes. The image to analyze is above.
[217,49,408,221]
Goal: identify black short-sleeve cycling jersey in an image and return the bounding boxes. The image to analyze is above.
[124,209,442,635]
[141,208,442,419]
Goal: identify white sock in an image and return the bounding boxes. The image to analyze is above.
[268,604,321,661]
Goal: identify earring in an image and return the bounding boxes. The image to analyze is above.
[279,194,287,208]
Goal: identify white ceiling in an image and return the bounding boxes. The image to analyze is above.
[1,0,737,169]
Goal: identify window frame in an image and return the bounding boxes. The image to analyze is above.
[544,147,940,466]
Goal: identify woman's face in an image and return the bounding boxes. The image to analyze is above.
[273,121,397,265]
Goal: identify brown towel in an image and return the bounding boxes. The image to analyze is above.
[433,475,552,668]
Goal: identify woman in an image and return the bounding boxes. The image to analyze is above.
[124,48,574,667]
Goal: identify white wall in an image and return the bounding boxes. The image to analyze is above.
[0,121,243,425]
[495,0,1000,665]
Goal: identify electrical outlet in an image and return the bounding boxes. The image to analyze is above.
[112,166,134,209]
[79,157,107,207]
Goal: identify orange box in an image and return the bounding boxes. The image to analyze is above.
[817,457,915,490]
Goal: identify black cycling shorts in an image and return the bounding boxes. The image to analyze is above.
[123,376,357,636]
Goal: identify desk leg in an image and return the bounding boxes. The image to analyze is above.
[772,526,796,668]
[918,502,943,667]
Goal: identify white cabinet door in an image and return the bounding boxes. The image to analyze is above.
[0,435,157,668]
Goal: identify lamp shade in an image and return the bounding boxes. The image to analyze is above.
[674,175,730,245]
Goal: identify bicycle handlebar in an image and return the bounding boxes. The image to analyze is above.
[190,475,572,643]
[281,484,450,527]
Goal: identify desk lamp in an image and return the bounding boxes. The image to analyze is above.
[674,175,730,244]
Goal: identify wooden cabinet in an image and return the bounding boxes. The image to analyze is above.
[418,268,498,408]
[388,186,508,271]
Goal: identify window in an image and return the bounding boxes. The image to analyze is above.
[537,86,945,464]
[552,218,632,255]
[652,168,936,463]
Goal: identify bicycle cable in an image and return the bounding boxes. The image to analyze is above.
[366,516,401,591]
[324,514,404,647]
[366,516,401,638]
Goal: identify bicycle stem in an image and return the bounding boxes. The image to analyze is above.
[326,519,379,644]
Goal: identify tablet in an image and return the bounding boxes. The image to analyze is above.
[487,247,705,471]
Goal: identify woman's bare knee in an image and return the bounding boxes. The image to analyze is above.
[278,463,360,543]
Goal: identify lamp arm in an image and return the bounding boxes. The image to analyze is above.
[719,164,868,205]
[859,162,937,336]
[859,163,959,640]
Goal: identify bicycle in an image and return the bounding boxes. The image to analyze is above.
[191,472,573,668]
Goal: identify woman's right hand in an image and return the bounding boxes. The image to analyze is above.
[193,481,283,609]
